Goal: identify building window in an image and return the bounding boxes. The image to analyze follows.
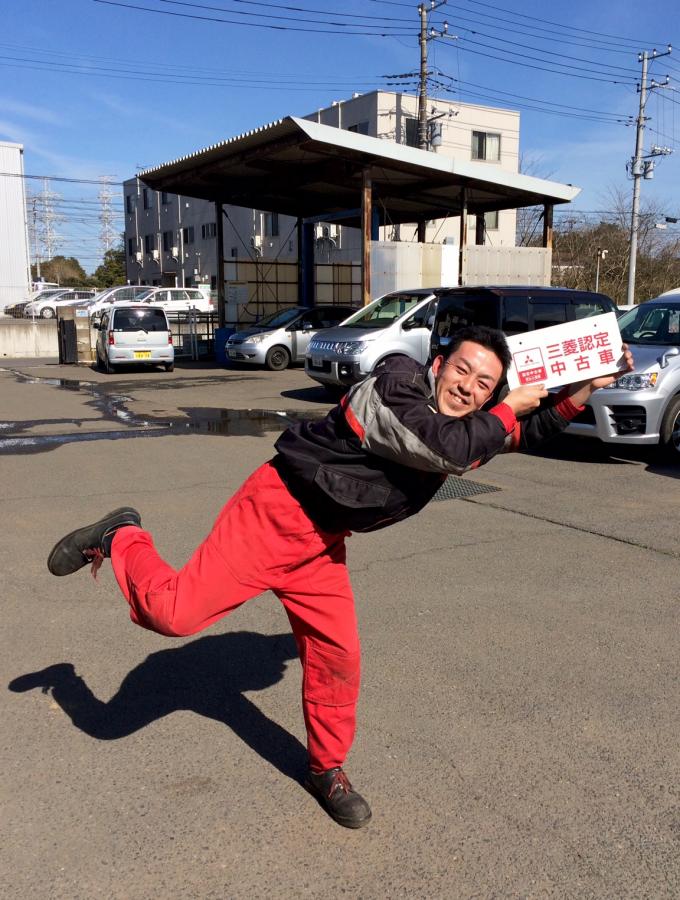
[472,131,501,161]
[182,226,195,245]
[125,194,134,214]
[347,121,369,135]
[230,247,238,258]
[202,222,217,239]
[484,210,499,230]
[144,233,156,253]
[404,117,418,147]
[127,237,136,257]
[143,188,153,209]
[264,213,279,237]
[161,192,170,205]
[162,230,174,252]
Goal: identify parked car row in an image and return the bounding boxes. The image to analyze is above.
[4,284,214,320]
[222,285,679,458]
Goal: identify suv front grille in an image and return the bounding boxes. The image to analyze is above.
[609,405,646,435]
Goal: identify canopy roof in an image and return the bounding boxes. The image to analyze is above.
[141,117,579,226]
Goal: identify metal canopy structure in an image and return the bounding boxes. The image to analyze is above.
[141,116,579,226]
[140,116,580,315]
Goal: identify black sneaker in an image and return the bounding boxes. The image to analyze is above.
[304,767,372,829]
[47,507,141,577]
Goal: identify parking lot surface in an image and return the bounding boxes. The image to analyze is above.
[2,360,679,899]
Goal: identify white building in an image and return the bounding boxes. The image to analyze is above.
[0,142,31,311]
[124,91,520,289]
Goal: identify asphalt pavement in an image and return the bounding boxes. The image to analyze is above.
[1,359,679,899]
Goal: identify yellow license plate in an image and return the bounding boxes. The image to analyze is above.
[134,351,151,359]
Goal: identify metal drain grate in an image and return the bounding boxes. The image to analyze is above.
[432,475,501,502]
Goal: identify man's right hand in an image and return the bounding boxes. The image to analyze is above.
[502,384,548,417]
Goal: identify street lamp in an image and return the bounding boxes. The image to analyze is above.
[595,247,608,293]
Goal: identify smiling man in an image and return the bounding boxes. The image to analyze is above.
[47,325,631,830]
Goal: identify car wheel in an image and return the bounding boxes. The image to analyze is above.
[40,307,55,319]
[164,362,174,372]
[659,396,680,458]
[265,346,291,371]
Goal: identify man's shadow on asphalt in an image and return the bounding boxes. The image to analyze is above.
[8,631,308,781]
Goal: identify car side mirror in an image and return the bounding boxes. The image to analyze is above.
[659,347,680,368]
[92,322,100,330]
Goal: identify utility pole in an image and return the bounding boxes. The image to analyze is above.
[626,45,672,305]
[416,0,448,241]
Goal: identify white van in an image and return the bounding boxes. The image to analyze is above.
[94,305,174,373]
[304,289,437,393]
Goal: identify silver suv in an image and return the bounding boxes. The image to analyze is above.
[305,289,436,393]
[568,295,680,457]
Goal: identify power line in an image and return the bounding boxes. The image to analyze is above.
[435,38,638,86]
[455,0,666,48]
[159,0,414,24]
[92,0,414,35]
[429,9,646,56]
[440,21,641,76]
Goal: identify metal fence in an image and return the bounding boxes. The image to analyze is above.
[167,311,218,360]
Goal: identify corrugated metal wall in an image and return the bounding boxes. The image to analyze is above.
[0,143,31,310]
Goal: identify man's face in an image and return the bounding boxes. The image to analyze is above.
[431,340,503,418]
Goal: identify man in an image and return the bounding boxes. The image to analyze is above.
[47,326,632,830]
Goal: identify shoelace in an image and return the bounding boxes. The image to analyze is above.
[83,547,104,579]
[327,769,352,799]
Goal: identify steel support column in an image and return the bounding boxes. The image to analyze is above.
[299,218,315,308]
[458,188,468,286]
[542,204,554,250]
[362,171,373,306]
[215,202,225,327]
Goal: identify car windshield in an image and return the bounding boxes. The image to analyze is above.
[253,307,301,328]
[113,308,168,331]
[340,292,427,328]
[618,303,680,346]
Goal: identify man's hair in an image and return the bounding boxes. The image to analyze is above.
[443,325,511,372]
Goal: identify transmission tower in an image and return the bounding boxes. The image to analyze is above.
[98,176,116,255]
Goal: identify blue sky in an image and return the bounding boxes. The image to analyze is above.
[2,0,679,271]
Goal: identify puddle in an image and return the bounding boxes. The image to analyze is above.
[0,369,326,454]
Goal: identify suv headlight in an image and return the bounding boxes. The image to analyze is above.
[336,341,367,356]
[613,372,658,391]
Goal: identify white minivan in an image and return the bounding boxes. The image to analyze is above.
[94,305,174,373]
[304,289,437,393]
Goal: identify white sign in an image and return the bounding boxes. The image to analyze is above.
[505,312,624,391]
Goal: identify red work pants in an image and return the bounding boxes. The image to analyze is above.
[110,461,360,773]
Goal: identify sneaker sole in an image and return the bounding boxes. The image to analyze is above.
[303,779,372,829]
[47,507,141,576]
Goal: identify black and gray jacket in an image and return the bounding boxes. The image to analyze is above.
[273,355,581,534]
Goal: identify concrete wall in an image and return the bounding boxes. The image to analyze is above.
[0,321,58,358]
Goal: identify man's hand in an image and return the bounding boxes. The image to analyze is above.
[503,383,549,417]
[567,344,635,407]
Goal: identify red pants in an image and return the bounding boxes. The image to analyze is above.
[110,461,360,772]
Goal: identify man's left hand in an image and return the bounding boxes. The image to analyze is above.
[567,344,634,407]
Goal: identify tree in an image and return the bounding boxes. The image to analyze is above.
[91,244,126,289]
[551,189,680,304]
[31,256,90,287]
